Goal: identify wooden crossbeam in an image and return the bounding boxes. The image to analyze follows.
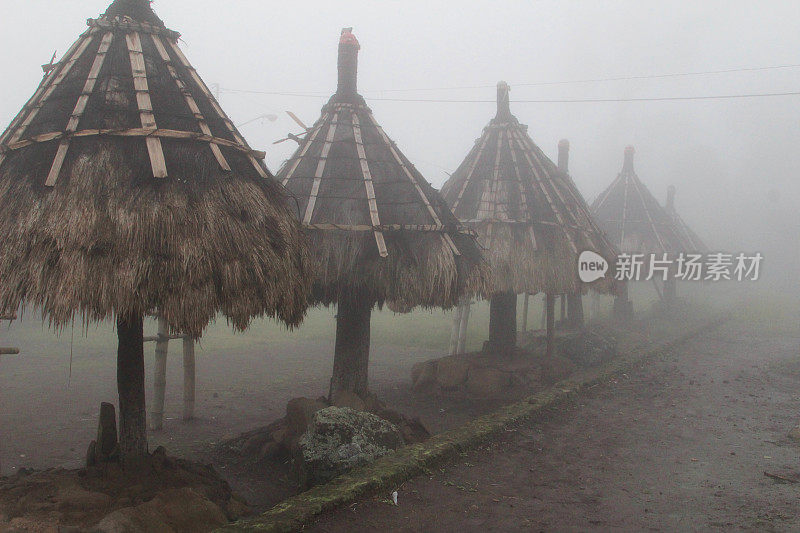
[351,113,388,257]
[46,32,114,187]
[151,34,230,172]
[126,31,168,178]
[3,128,267,158]
[281,113,329,186]
[0,348,19,355]
[166,39,269,179]
[302,112,338,225]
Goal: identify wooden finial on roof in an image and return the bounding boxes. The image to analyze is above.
[496,81,511,121]
[337,28,360,98]
[558,139,570,173]
[623,145,635,171]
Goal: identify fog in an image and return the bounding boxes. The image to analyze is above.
[1,0,798,289]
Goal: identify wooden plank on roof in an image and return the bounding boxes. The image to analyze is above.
[302,112,338,225]
[281,113,328,186]
[151,34,230,172]
[367,113,462,256]
[509,128,578,254]
[126,32,168,178]
[452,134,490,213]
[46,32,114,187]
[351,113,388,257]
[166,39,268,178]
[0,32,94,168]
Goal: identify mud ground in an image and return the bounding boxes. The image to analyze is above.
[311,324,800,532]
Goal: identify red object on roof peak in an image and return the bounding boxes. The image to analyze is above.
[340,28,360,49]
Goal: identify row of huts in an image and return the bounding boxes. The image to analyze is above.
[0,0,704,465]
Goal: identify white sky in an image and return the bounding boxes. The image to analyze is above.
[1,0,799,279]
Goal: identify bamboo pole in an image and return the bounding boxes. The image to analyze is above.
[545,294,555,359]
[182,337,196,420]
[149,316,169,431]
[521,293,530,333]
[457,300,471,354]
[449,304,463,355]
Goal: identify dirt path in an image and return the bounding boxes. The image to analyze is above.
[311,325,800,532]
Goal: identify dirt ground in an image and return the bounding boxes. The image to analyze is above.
[311,323,800,532]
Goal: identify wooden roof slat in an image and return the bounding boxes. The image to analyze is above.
[367,112,461,257]
[508,128,578,254]
[126,31,167,178]
[302,112,338,225]
[451,134,490,213]
[351,113,387,257]
[0,31,95,169]
[46,31,115,187]
[629,173,668,253]
[166,39,268,179]
[281,113,329,186]
[151,34,230,172]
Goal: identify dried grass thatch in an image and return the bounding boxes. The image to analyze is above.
[278,30,488,309]
[441,82,617,296]
[666,185,708,253]
[591,147,686,256]
[0,0,311,336]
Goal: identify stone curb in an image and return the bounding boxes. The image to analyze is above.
[217,313,731,532]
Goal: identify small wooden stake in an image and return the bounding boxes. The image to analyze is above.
[545,294,555,359]
[457,300,471,354]
[149,316,168,431]
[521,293,530,333]
[449,305,463,355]
[182,337,196,421]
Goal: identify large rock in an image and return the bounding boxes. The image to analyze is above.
[285,397,327,438]
[557,331,617,367]
[95,487,228,533]
[297,407,404,488]
[465,367,513,397]
[436,356,470,389]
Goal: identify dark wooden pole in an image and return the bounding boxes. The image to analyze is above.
[545,293,555,358]
[329,293,372,399]
[488,291,517,353]
[567,293,585,328]
[116,314,148,463]
[613,282,633,320]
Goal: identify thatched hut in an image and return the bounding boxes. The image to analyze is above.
[663,185,708,300]
[0,0,311,462]
[278,29,487,400]
[591,146,684,309]
[440,82,616,355]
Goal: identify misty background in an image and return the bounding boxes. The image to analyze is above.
[1,0,798,290]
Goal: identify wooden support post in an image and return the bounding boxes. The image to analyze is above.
[182,337,196,420]
[541,293,547,329]
[559,294,566,326]
[567,293,585,329]
[488,292,517,354]
[329,294,372,400]
[545,293,555,359]
[457,300,471,354]
[117,314,148,464]
[149,316,169,431]
[663,278,677,304]
[521,293,530,333]
[613,283,633,321]
[448,304,463,355]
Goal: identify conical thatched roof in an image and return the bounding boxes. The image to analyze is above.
[0,0,311,335]
[665,185,708,253]
[591,147,685,255]
[440,83,616,295]
[278,29,487,309]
